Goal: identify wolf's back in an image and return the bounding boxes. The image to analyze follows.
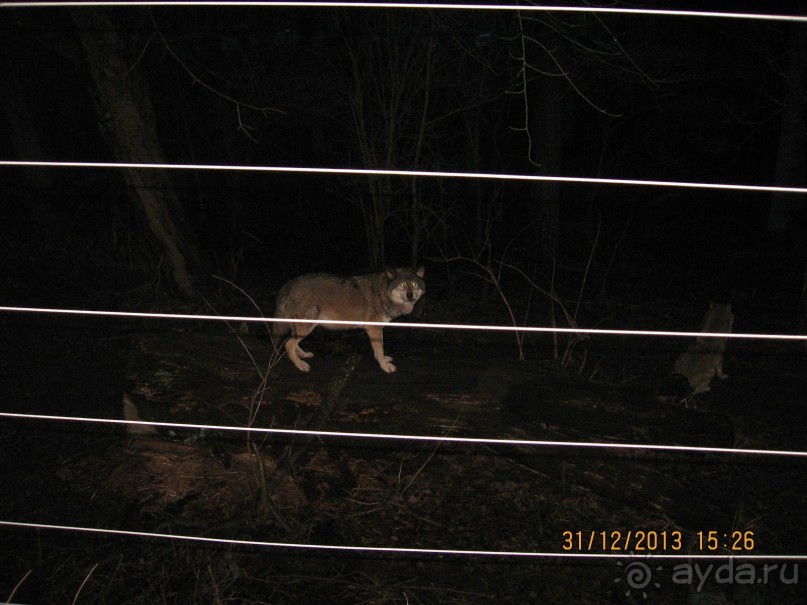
[272,273,344,338]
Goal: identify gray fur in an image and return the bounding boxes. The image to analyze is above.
[273,267,425,373]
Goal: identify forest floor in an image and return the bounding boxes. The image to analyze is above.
[1,290,806,604]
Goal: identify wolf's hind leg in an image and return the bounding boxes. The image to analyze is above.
[284,338,311,372]
[284,323,317,372]
[295,345,314,359]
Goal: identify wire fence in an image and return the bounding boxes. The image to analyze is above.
[2,303,806,339]
[1,0,806,566]
[2,1,807,24]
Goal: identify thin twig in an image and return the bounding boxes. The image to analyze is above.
[72,562,99,605]
[402,416,461,494]
[5,569,32,604]
[149,14,285,117]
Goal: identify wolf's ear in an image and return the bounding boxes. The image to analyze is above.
[385,268,395,279]
[415,265,425,278]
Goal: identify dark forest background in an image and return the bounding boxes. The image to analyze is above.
[1,2,806,316]
[3,4,807,603]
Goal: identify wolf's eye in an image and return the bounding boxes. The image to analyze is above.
[411,282,418,288]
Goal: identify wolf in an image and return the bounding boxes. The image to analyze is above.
[273,267,425,373]
[673,302,734,394]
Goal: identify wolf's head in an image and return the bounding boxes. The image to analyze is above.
[386,266,426,306]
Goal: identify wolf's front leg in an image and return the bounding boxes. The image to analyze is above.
[366,326,396,373]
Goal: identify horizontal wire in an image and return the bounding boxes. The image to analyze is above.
[2,160,807,195]
[1,305,804,341]
[0,520,804,560]
[0,2,806,25]
[0,1,803,567]
[2,411,807,458]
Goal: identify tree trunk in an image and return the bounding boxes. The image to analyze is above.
[767,25,806,236]
[71,8,200,297]
[530,75,564,266]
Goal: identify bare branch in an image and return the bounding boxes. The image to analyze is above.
[146,13,285,138]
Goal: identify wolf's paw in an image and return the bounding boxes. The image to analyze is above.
[292,359,311,372]
[379,358,397,373]
[297,348,314,359]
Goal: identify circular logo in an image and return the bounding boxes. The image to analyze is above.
[624,561,653,590]
[615,556,662,599]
